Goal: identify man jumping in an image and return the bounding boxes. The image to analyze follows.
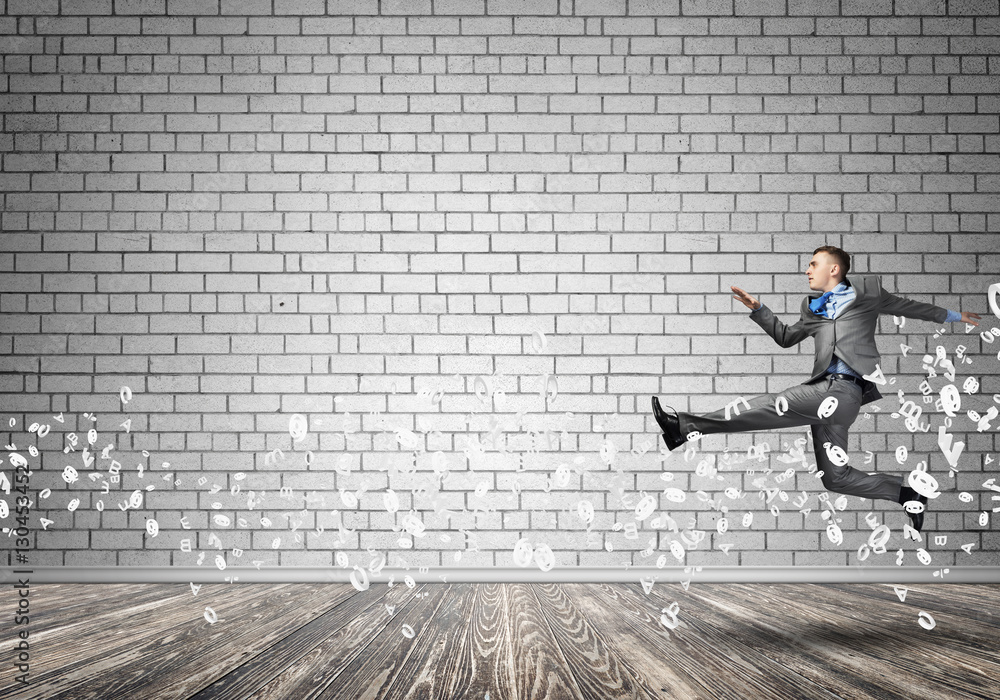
[651,246,982,532]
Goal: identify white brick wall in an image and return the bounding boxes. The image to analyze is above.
[1,0,998,575]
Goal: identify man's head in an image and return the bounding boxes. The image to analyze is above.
[808,246,850,292]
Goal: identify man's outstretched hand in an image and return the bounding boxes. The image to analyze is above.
[961,311,982,326]
[731,286,761,311]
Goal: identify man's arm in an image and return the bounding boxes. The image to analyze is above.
[877,280,981,325]
[877,278,949,324]
[748,302,812,348]
[731,286,812,348]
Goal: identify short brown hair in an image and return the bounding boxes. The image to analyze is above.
[813,245,850,279]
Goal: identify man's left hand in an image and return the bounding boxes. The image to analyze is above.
[960,311,982,326]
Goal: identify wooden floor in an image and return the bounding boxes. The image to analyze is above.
[2,581,999,699]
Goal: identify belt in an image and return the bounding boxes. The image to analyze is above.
[828,372,864,387]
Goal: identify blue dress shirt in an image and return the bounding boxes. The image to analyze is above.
[750,282,962,379]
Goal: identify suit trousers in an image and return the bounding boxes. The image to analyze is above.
[675,374,904,503]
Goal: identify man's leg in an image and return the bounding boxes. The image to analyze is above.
[810,421,903,502]
[675,376,854,439]
[675,377,902,501]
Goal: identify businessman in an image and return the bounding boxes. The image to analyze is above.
[652,246,982,532]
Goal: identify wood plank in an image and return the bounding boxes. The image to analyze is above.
[314,582,450,700]
[0,582,165,618]
[385,583,479,700]
[506,582,586,700]
[560,582,717,700]
[764,582,1000,669]
[604,582,844,700]
[678,583,1000,700]
[245,582,447,700]
[529,582,653,700]
[187,581,421,700]
[40,583,356,700]
[0,583,292,699]
[0,583,193,651]
[636,581,908,700]
[446,581,518,700]
[821,582,1000,631]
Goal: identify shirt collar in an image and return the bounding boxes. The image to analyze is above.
[811,281,850,298]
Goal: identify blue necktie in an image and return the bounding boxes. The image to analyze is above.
[810,290,834,316]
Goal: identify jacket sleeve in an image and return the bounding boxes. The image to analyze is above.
[877,277,949,324]
[748,303,812,348]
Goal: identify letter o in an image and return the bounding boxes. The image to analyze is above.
[775,396,788,416]
[817,396,839,419]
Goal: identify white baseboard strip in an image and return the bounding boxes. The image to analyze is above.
[3,566,999,585]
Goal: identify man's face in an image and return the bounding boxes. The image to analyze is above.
[807,252,840,292]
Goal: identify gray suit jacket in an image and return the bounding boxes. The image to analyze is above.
[749,274,950,406]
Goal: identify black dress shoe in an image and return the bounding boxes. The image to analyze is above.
[651,396,686,451]
[898,485,928,532]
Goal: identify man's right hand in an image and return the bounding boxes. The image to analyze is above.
[731,286,761,311]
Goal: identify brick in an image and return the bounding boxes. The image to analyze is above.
[409,0,476,13]
[487,0,558,13]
